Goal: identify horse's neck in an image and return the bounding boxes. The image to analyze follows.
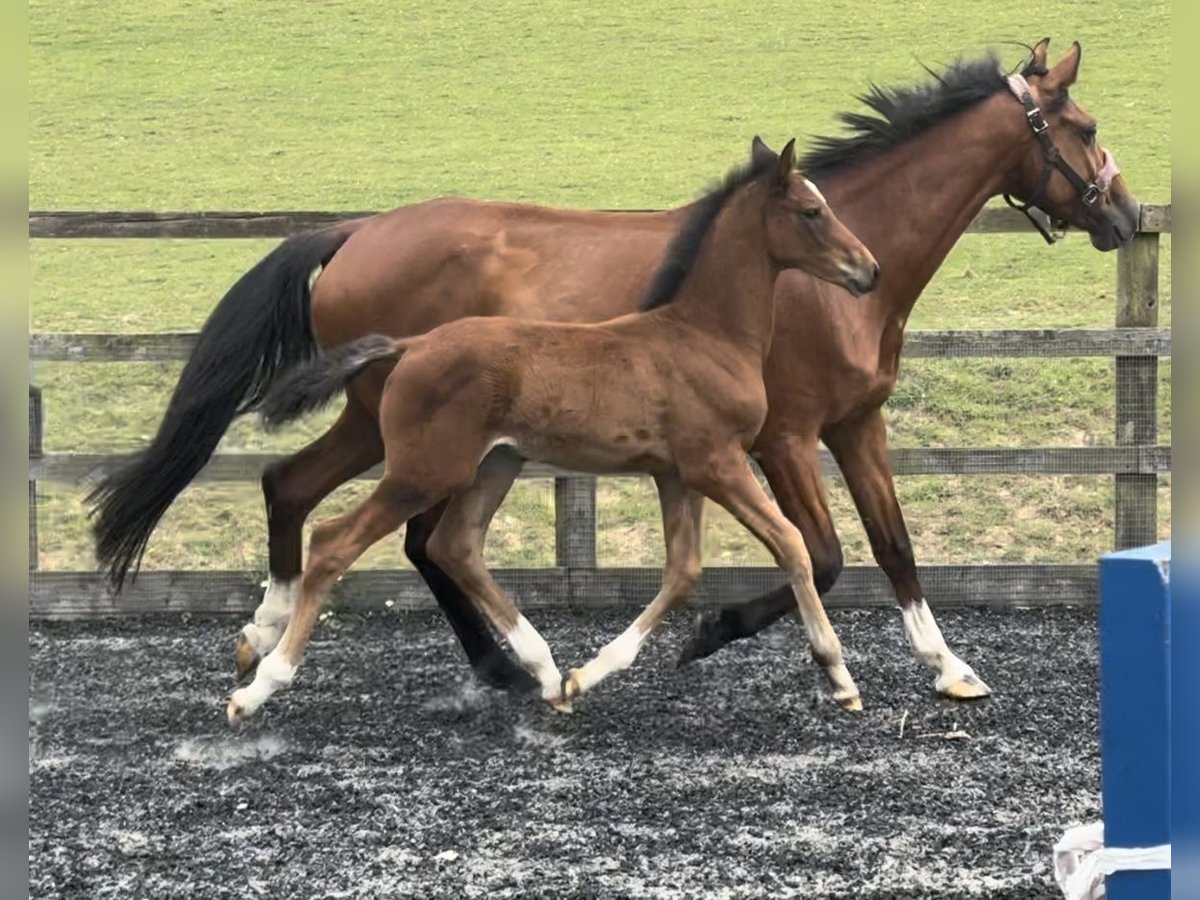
[821,91,1027,324]
[665,194,778,358]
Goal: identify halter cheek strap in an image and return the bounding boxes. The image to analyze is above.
[1002,72,1122,244]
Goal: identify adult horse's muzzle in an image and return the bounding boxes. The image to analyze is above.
[1087,187,1140,251]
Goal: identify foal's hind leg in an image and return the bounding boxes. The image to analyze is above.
[685,451,861,711]
[426,453,571,710]
[227,478,427,722]
[406,497,537,693]
[235,399,383,681]
[562,474,705,701]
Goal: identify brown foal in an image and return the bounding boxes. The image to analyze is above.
[226,142,878,721]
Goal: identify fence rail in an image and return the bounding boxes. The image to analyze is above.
[28,204,1172,617]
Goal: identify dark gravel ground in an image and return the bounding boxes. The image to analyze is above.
[29,605,1100,899]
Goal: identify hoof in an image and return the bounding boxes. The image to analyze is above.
[233,633,260,683]
[561,669,585,701]
[675,611,725,667]
[547,696,574,715]
[937,673,992,700]
[226,697,248,725]
[837,695,864,712]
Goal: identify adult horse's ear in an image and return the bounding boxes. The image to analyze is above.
[1029,37,1050,71]
[751,135,776,169]
[1043,41,1081,92]
[776,138,797,187]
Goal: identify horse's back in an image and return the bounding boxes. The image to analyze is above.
[309,197,681,347]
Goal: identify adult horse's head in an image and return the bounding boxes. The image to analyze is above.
[1002,38,1141,250]
[760,137,880,295]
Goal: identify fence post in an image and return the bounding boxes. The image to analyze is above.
[29,384,43,571]
[1114,226,1159,549]
[554,476,597,569]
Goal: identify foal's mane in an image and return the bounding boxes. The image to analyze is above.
[638,150,777,312]
[801,50,1046,178]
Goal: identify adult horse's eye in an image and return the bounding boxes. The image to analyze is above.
[802,207,823,220]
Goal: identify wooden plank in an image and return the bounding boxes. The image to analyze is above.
[29,445,1172,486]
[29,385,42,572]
[1114,233,1160,549]
[28,327,1174,362]
[554,476,597,568]
[28,204,1171,239]
[28,563,1099,619]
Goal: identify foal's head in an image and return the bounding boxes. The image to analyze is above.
[1002,38,1140,250]
[761,138,880,296]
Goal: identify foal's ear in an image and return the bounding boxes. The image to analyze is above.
[775,138,797,187]
[1043,41,1081,92]
[751,135,777,169]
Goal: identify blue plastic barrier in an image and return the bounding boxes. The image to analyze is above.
[1099,540,1171,899]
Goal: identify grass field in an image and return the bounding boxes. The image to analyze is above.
[29,1,1172,573]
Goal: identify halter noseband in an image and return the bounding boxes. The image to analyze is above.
[1002,72,1121,244]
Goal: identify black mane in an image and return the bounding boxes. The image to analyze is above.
[800,51,1042,178]
[638,151,776,311]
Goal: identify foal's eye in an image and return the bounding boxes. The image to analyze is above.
[801,207,823,220]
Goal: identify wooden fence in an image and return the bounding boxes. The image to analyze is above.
[28,205,1172,618]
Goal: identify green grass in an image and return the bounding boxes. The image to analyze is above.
[29,0,1172,572]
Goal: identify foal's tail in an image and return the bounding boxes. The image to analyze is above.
[259,334,404,429]
[88,226,355,588]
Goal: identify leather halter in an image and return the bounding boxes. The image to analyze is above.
[1002,72,1121,244]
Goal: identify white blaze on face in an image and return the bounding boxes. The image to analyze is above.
[803,178,828,206]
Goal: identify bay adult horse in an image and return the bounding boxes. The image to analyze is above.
[227,143,878,721]
[90,40,1138,701]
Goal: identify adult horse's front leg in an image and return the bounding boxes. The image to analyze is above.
[235,399,383,681]
[562,474,705,701]
[824,410,990,699]
[686,451,861,710]
[678,435,844,665]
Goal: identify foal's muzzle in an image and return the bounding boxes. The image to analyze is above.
[844,260,881,296]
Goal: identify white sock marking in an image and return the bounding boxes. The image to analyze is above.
[230,649,296,718]
[790,577,859,702]
[241,578,298,656]
[506,615,563,702]
[901,599,977,689]
[572,623,646,695]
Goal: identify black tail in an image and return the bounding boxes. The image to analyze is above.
[259,334,402,429]
[88,226,354,588]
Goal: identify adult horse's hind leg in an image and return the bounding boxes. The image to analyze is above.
[426,452,570,709]
[227,477,431,722]
[562,474,705,701]
[235,398,384,682]
[685,451,862,711]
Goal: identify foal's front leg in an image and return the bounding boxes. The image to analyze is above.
[687,452,862,711]
[562,474,705,701]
